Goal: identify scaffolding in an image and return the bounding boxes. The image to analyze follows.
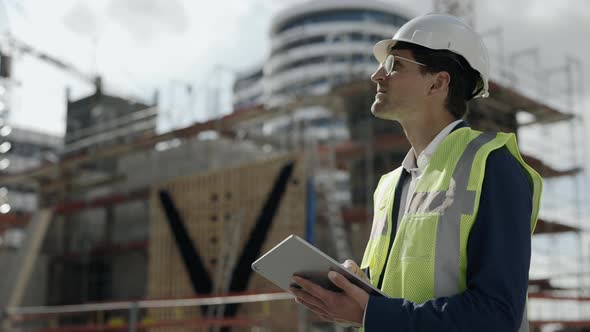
[479,26,588,326]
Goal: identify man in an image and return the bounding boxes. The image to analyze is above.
[290,13,542,331]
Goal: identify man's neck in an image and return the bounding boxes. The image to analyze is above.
[400,110,457,157]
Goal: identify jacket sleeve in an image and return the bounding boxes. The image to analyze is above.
[363,147,533,332]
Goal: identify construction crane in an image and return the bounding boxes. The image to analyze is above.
[0,34,101,88]
[0,33,101,138]
[0,0,100,126]
[433,0,475,28]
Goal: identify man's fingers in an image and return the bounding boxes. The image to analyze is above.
[328,271,368,306]
[342,259,354,270]
[290,287,325,310]
[291,288,330,316]
[292,276,330,304]
[315,312,332,322]
[342,259,370,283]
[297,297,330,316]
[328,271,358,294]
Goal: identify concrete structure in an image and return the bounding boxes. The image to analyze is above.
[234,0,412,109]
[42,134,276,306]
[0,126,61,215]
[64,89,157,160]
[232,1,412,206]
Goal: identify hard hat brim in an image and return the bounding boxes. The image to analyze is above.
[373,39,397,64]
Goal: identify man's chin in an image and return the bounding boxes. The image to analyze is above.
[370,101,384,116]
[371,104,397,121]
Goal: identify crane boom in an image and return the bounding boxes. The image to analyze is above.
[3,35,100,87]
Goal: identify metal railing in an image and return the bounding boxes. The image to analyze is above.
[4,291,294,332]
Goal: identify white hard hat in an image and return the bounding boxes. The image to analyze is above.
[373,13,490,98]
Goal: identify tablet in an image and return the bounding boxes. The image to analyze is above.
[251,235,385,297]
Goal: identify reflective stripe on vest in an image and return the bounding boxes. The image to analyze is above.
[410,131,496,297]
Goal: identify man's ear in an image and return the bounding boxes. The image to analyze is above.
[428,71,451,96]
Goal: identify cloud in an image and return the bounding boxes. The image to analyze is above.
[63,2,100,37]
[525,0,589,23]
[106,0,189,41]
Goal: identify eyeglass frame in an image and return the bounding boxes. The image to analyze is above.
[381,54,427,76]
[380,52,481,98]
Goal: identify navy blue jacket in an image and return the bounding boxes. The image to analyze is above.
[364,126,533,331]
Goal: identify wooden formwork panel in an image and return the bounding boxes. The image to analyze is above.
[147,154,306,331]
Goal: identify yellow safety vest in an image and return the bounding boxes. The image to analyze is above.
[360,128,542,332]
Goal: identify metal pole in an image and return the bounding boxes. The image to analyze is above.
[564,55,585,320]
[128,302,139,332]
[574,57,587,311]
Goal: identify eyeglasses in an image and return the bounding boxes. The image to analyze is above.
[382,54,426,75]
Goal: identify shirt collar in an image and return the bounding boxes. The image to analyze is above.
[401,119,464,173]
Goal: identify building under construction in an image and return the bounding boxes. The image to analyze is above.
[0,1,587,331]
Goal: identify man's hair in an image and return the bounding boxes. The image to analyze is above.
[392,41,481,119]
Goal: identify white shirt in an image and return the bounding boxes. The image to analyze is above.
[400,119,463,213]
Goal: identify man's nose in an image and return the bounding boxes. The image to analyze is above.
[371,66,387,84]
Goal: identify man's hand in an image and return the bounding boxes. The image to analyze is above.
[290,270,370,327]
[342,259,370,283]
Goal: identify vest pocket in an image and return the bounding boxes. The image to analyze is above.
[399,258,435,303]
[393,214,438,303]
[400,214,438,261]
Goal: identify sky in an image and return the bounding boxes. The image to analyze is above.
[2,0,590,290]
[3,0,587,135]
